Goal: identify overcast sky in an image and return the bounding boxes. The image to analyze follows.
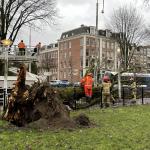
[16,0,149,46]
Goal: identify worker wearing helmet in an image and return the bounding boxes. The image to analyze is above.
[80,72,93,102]
[130,77,137,100]
[102,75,112,107]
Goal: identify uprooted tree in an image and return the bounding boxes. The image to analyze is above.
[109,4,150,71]
[3,64,92,128]
[0,0,57,42]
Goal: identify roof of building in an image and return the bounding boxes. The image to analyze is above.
[60,25,90,39]
[60,25,117,40]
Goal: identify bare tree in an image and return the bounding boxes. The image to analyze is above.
[0,0,57,42]
[109,5,149,71]
[144,0,150,3]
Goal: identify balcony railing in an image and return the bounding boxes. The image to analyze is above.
[0,45,38,62]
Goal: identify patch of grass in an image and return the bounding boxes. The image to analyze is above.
[1,105,150,149]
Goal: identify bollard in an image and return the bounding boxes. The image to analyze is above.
[100,88,103,108]
[142,87,144,105]
[122,87,125,106]
[3,89,6,111]
[73,87,77,110]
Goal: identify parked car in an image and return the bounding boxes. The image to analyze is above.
[49,80,62,86]
[59,80,70,87]
[73,82,81,87]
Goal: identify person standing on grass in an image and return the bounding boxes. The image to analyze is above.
[80,73,93,102]
[102,75,112,107]
[130,77,137,101]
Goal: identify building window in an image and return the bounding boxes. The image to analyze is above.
[80,38,83,46]
[64,42,67,49]
[69,41,71,48]
[80,48,83,57]
[86,38,90,45]
[107,42,110,49]
[64,72,66,78]
[86,59,89,67]
[80,71,83,78]
[80,58,83,67]
[91,39,96,46]
[111,43,114,49]
[103,41,106,48]
[86,49,89,56]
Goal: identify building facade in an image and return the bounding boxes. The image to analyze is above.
[137,46,150,73]
[38,43,58,81]
[58,25,118,82]
[38,25,150,83]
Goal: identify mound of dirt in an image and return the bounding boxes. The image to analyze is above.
[74,113,91,126]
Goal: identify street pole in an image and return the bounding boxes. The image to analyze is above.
[94,0,99,86]
[4,45,8,110]
[1,39,12,111]
[117,48,122,101]
[94,0,104,86]
[29,24,32,50]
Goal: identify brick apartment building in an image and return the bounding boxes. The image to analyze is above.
[138,45,150,73]
[38,43,58,81]
[58,25,118,82]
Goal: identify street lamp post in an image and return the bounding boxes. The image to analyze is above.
[94,0,104,86]
[1,39,12,111]
[117,47,121,101]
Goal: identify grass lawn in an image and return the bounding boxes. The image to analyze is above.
[0,105,150,150]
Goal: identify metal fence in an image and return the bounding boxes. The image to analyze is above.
[0,45,37,62]
[72,86,150,110]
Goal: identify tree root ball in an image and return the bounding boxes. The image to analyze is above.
[3,81,93,129]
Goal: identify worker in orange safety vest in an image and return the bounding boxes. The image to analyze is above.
[80,73,93,101]
[18,40,26,56]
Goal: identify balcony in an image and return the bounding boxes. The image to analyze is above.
[0,45,37,62]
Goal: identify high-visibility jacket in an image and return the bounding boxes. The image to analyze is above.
[80,77,85,87]
[81,75,93,97]
[81,75,93,86]
[84,75,93,86]
[131,81,136,89]
[102,82,112,95]
[18,42,25,49]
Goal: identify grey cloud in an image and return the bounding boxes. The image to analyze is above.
[58,0,91,6]
[18,0,150,45]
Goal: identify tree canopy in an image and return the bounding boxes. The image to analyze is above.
[0,0,57,43]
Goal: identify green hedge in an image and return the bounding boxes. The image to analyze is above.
[56,86,101,102]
